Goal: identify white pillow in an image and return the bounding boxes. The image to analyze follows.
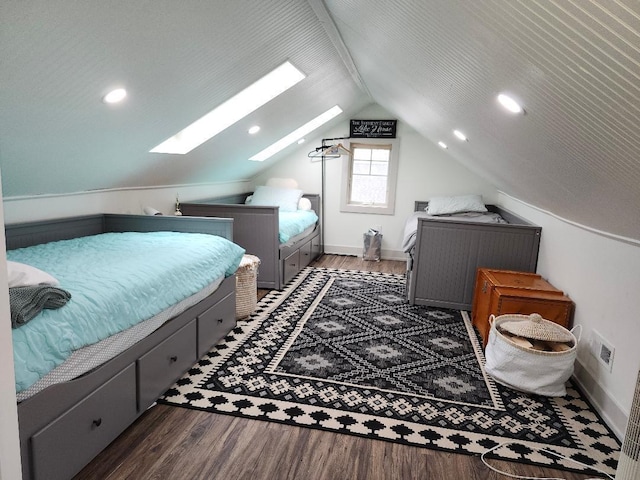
[298,197,312,211]
[250,186,303,212]
[426,195,488,216]
[7,261,59,288]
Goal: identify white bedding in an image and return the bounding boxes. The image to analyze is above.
[402,210,508,253]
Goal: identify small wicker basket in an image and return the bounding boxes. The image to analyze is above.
[235,254,260,320]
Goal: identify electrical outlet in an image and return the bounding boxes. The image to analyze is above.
[589,330,615,372]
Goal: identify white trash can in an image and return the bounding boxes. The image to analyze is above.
[363,229,382,261]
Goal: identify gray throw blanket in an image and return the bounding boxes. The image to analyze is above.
[9,285,72,328]
[402,211,509,253]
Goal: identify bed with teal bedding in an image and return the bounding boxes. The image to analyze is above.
[277,210,318,243]
[9,230,244,397]
[8,214,245,480]
[182,193,322,290]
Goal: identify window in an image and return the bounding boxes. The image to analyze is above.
[340,139,399,215]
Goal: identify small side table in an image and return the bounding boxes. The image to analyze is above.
[472,268,574,347]
[235,254,261,320]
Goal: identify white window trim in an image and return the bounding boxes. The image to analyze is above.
[340,138,399,215]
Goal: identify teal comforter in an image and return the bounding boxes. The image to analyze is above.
[8,231,245,393]
[279,211,318,243]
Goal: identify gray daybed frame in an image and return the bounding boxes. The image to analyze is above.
[407,201,542,310]
[181,193,322,290]
[9,214,238,480]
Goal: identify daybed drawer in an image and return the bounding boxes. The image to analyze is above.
[30,364,137,480]
[198,291,236,357]
[300,240,313,269]
[138,320,197,410]
[283,249,300,285]
[310,234,321,260]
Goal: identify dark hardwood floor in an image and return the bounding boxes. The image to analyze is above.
[74,255,598,480]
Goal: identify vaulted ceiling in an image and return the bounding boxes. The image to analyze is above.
[1,1,639,241]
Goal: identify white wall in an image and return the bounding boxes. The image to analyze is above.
[500,193,640,438]
[3,181,251,224]
[256,104,500,259]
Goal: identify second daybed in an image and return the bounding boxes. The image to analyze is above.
[404,197,542,310]
[181,186,321,290]
[8,214,245,480]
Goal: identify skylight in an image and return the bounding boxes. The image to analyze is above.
[249,105,343,161]
[150,61,305,154]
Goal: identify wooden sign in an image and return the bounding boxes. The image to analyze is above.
[350,119,397,138]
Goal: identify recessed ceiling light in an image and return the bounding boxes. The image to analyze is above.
[497,93,524,114]
[248,125,261,134]
[453,129,467,141]
[103,88,127,104]
[438,141,448,149]
[249,105,343,161]
[150,61,305,154]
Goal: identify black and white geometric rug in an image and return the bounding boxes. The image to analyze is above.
[160,267,620,476]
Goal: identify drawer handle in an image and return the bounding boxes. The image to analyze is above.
[170,355,178,363]
[92,418,102,428]
[217,318,223,324]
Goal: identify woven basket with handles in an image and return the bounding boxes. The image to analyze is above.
[485,313,580,396]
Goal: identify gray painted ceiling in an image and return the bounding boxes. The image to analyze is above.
[1,1,639,241]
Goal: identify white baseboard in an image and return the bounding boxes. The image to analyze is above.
[573,361,627,440]
[325,245,406,262]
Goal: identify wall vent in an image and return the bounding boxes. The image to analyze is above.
[590,330,615,372]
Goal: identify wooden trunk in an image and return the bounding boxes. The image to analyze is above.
[471,268,574,347]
